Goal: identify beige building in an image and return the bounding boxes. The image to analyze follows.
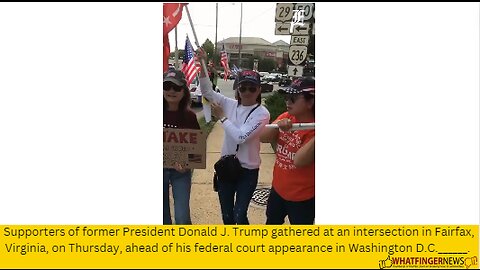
[217,37,289,69]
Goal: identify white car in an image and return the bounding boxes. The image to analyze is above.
[190,77,220,106]
[189,77,202,106]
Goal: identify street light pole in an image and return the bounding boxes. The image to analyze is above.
[174,27,179,69]
[214,3,218,63]
[238,3,243,67]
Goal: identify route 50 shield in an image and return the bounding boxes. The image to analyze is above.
[288,45,308,66]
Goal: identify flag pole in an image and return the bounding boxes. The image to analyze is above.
[184,5,209,77]
[265,123,315,131]
[174,27,179,69]
[184,5,212,123]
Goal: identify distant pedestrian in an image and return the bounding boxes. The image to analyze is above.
[163,69,200,225]
[197,49,270,225]
[260,77,315,224]
[208,61,219,88]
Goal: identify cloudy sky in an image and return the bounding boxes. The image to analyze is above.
[167,2,291,50]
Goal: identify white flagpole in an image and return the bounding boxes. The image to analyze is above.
[265,123,315,131]
[184,5,209,77]
[184,5,212,123]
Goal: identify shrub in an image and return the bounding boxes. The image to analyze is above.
[198,117,217,138]
[264,91,286,123]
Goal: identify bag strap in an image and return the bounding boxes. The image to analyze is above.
[235,104,261,153]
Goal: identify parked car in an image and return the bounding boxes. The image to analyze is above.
[263,73,282,83]
[278,75,292,87]
[258,71,269,78]
[190,77,220,106]
[260,78,274,93]
[190,77,202,106]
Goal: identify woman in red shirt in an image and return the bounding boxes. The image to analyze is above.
[260,77,315,224]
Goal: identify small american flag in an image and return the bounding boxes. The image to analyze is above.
[182,35,200,85]
[220,43,230,81]
[188,154,202,163]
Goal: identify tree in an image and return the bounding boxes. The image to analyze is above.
[307,34,315,57]
[258,58,276,72]
[201,39,215,63]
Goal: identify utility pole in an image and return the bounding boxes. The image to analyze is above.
[238,3,243,67]
[215,3,218,63]
[174,27,179,69]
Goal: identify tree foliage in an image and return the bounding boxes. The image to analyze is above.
[201,39,215,62]
[258,58,277,72]
[264,91,287,123]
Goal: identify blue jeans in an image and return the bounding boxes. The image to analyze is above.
[266,187,315,225]
[217,168,259,224]
[163,168,192,225]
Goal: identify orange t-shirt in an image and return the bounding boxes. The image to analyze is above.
[272,112,315,201]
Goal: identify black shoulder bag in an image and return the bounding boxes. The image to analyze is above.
[213,104,260,191]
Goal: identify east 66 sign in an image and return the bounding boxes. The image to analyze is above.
[288,45,308,65]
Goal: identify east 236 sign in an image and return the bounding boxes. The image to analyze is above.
[288,45,308,65]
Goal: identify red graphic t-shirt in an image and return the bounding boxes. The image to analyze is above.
[272,112,315,202]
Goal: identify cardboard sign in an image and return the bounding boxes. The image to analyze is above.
[163,128,206,169]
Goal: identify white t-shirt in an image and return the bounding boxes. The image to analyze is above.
[199,77,270,169]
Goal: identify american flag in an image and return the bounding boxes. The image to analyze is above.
[182,36,200,85]
[188,153,202,163]
[220,43,230,81]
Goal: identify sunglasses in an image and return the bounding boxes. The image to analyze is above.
[163,82,183,92]
[238,86,258,93]
[284,94,304,103]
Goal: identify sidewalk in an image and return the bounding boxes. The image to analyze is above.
[189,121,276,224]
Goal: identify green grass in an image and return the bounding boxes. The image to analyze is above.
[198,116,217,138]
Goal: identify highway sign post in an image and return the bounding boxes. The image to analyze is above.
[292,23,310,35]
[275,3,295,22]
[293,3,314,21]
[290,35,310,46]
[288,45,308,66]
[288,65,304,77]
[275,22,291,35]
[275,3,314,78]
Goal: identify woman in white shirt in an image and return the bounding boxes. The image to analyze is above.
[198,51,270,224]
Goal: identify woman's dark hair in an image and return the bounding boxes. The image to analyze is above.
[302,92,315,116]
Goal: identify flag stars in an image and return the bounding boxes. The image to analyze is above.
[163,16,171,27]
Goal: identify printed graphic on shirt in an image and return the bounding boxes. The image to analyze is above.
[238,122,261,141]
[275,130,303,170]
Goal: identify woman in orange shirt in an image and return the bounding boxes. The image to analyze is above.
[260,77,315,224]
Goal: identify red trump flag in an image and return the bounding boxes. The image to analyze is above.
[163,3,185,72]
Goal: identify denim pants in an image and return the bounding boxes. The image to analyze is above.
[217,167,259,225]
[163,168,192,225]
[266,187,315,225]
